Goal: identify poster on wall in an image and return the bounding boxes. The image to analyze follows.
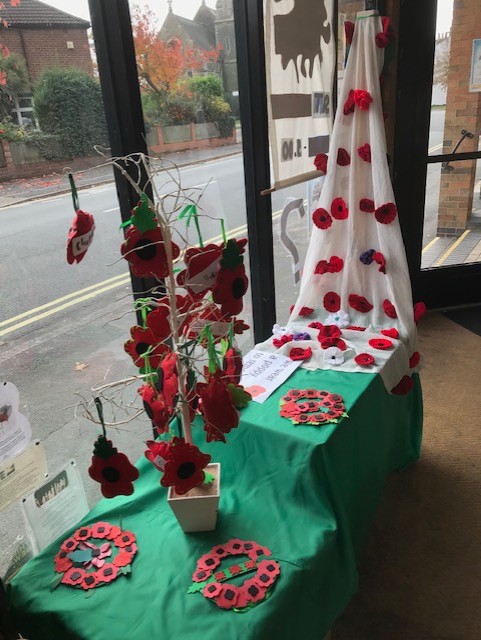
[469,39,481,92]
[264,0,335,189]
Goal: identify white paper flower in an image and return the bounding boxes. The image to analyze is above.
[323,346,344,366]
[325,310,350,328]
[272,323,294,338]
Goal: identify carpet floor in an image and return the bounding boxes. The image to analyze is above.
[332,312,481,640]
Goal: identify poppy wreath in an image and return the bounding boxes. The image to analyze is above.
[189,539,280,611]
[279,389,348,426]
[53,523,137,591]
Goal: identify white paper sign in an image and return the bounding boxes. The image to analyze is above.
[0,441,47,512]
[240,349,301,403]
[0,381,32,462]
[21,460,89,553]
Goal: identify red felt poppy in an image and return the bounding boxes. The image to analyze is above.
[360,198,375,213]
[161,437,211,495]
[375,202,397,224]
[337,148,351,166]
[345,20,355,45]
[177,244,222,299]
[114,531,136,548]
[372,251,386,273]
[211,544,229,558]
[197,376,239,443]
[308,322,323,330]
[229,564,243,576]
[376,31,390,48]
[233,318,250,335]
[329,256,344,273]
[381,328,399,339]
[355,353,375,366]
[383,299,397,318]
[88,436,139,499]
[289,347,312,361]
[213,263,248,317]
[324,291,341,312]
[353,89,373,110]
[61,567,87,586]
[224,539,246,555]
[122,543,138,557]
[223,347,243,385]
[74,526,91,542]
[414,302,427,324]
[121,225,180,279]
[314,259,329,275]
[346,325,366,331]
[314,153,328,174]
[254,560,281,588]
[299,306,314,317]
[144,440,171,471]
[273,334,293,349]
[391,375,414,395]
[331,197,349,220]
[368,338,393,350]
[216,584,240,609]
[318,325,341,339]
[312,208,333,230]
[66,209,95,265]
[96,563,119,584]
[54,555,73,573]
[91,522,111,539]
[357,143,371,162]
[139,385,169,434]
[343,89,355,115]
[80,574,99,590]
[159,351,178,412]
[145,305,170,343]
[242,578,267,604]
[124,325,168,370]
[113,551,132,568]
[349,294,373,313]
[192,568,211,583]
[197,553,221,572]
[320,337,347,351]
[203,582,223,599]
[409,351,421,368]
[106,525,122,541]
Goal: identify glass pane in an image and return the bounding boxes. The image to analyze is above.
[423,0,481,267]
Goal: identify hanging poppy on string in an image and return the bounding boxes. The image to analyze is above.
[66,173,95,264]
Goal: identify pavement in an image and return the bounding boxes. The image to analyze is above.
[0,139,243,209]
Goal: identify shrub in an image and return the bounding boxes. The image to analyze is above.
[187,75,223,100]
[0,53,31,119]
[203,95,235,138]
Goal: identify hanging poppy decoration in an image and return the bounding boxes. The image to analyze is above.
[67,209,95,265]
[88,436,139,498]
[197,375,239,442]
[331,197,349,220]
[124,325,168,370]
[349,294,373,313]
[360,198,375,213]
[121,225,180,279]
[159,351,179,412]
[212,239,249,317]
[312,208,333,230]
[161,437,211,495]
[138,384,169,434]
[314,153,328,174]
[376,16,392,48]
[345,20,355,45]
[144,440,171,471]
[177,244,223,300]
[223,347,243,385]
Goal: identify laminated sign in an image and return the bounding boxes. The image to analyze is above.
[265,0,335,189]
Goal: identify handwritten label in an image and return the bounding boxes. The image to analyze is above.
[72,228,95,256]
[240,349,301,403]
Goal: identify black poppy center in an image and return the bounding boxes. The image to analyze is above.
[207,584,217,593]
[244,543,253,550]
[85,576,96,585]
[134,238,157,261]
[248,585,259,596]
[102,466,121,483]
[205,558,216,567]
[224,589,236,601]
[71,571,81,581]
[215,548,225,555]
[104,567,113,576]
[231,277,246,299]
[135,342,150,356]
[259,573,270,583]
[177,461,196,480]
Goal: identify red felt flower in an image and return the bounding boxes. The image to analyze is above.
[197,553,221,572]
[177,244,222,299]
[391,375,414,395]
[354,89,373,110]
[91,522,111,539]
[409,351,421,368]
[124,325,168,370]
[161,437,211,495]
[106,525,122,541]
[331,197,349,220]
[324,291,341,312]
[223,347,243,385]
[315,260,329,275]
[54,554,73,573]
[314,153,328,174]
[254,559,281,588]
[197,376,239,442]
[368,338,393,350]
[61,567,86,586]
[74,526,91,542]
[345,20,355,45]
[318,325,341,339]
[80,574,99,590]
[320,337,347,351]
[337,148,351,166]
[216,584,240,609]
[192,568,211,583]
[376,31,390,48]
[60,537,78,553]
[289,347,312,361]
[212,239,249,317]
[347,325,366,331]
[203,582,222,599]
[159,351,178,412]
[372,251,386,273]
[144,440,170,471]
[299,306,314,317]
[349,294,373,313]
[66,209,95,265]
[273,334,293,349]
[88,436,139,499]
[414,302,427,324]
[357,143,371,162]
[360,198,375,213]
[242,578,267,604]
[308,321,323,330]
[381,328,399,339]
[211,544,229,558]
[233,318,250,335]
[224,539,245,555]
[139,385,169,434]
[96,563,119,584]
[329,256,344,273]
[383,299,397,318]
[114,531,136,548]
[312,208,332,230]
[121,225,180,279]
[375,202,397,224]
[355,353,375,366]
[113,551,132,568]
[343,89,355,115]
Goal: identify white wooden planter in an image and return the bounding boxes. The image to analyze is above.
[167,463,220,533]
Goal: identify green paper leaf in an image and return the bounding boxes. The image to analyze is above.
[68,549,93,564]
[228,384,252,409]
[85,589,96,598]
[131,193,157,233]
[187,581,208,594]
[203,471,215,485]
[120,565,131,576]
[220,239,243,271]
[50,574,62,592]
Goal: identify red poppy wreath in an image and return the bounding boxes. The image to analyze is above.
[279,389,348,426]
[52,523,137,592]
[188,539,280,611]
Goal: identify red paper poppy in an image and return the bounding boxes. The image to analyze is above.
[318,325,341,339]
[225,539,246,555]
[343,89,355,115]
[113,551,132,568]
[381,328,399,339]
[214,570,227,581]
[320,337,347,351]
[54,555,73,573]
[197,376,239,442]
[391,375,414,395]
[223,347,243,385]
[176,244,222,299]
[124,325,168,370]
[329,256,344,273]
[88,436,139,499]
[213,263,248,317]
[355,353,375,366]
[414,302,427,324]
[114,531,136,548]
[216,584,240,609]
[91,522,111,539]
[314,153,328,174]
[122,543,138,557]
[346,325,366,331]
[345,20,355,45]
[312,208,332,230]
[409,351,421,368]
[375,202,397,224]
[144,440,171,471]
[254,560,281,588]
[161,437,211,495]
[289,347,312,361]
[331,197,349,220]
[372,251,386,273]
[242,578,267,604]
[383,299,397,318]
[74,526,91,542]
[299,306,314,317]
[203,582,222,599]
[337,148,351,166]
[66,209,95,265]
[353,89,373,110]
[349,294,373,313]
[273,334,293,349]
[61,567,86,586]
[368,338,393,350]
[229,564,243,576]
[197,553,221,572]
[357,143,371,162]
[97,563,119,584]
[211,544,229,558]
[106,525,122,541]
[192,568,211,583]
[324,291,341,312]
[121,225,180,279]
[80,574,99,590]
[360,198,375,213]
[139,385,169,434]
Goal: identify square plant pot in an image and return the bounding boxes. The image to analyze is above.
[167,463,220,533]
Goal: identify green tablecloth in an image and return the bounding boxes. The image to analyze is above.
[9,370,422,640]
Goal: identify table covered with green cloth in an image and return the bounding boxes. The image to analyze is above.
[8,369,422,640]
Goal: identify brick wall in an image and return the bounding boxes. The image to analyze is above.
[1,27,92,82]
[437,0,481,235]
